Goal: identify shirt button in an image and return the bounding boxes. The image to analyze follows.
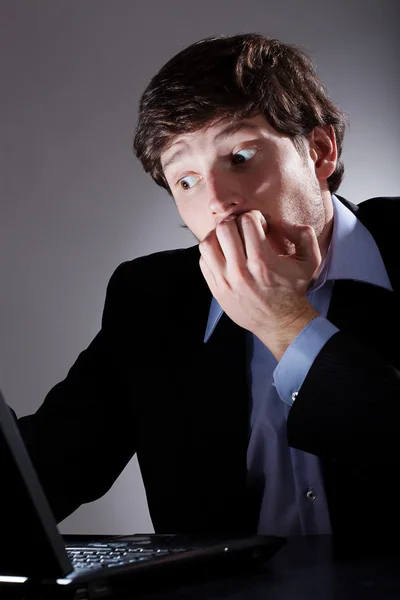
[306,488,317,501]
[291,392,298,402]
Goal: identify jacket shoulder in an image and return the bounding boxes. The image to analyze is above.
[357,195,400,213]
[104,244,202,309]
[113,244,199,282]
[336,194,400,235]
[356,196,400,234]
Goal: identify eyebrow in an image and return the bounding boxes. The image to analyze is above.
[162,147,190,172]
[161,119,261,172]
[213,119,261,143]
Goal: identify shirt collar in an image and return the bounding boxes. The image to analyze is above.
[326,195,392,289]
[204,195,392,343]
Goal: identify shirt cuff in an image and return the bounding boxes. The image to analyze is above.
[273,316,339,406]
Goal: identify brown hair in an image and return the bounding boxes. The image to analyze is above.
[133,33,348,194]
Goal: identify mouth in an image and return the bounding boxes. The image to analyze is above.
[214,210,248,227]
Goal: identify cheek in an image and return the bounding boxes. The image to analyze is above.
[258,156,311,218]
[250,154,290,196]
[176,200,212,239]
[280,150,312,188]
[250,167,286,211]
[176,203,193,229]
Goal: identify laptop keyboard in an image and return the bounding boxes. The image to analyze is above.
[66,541,194,572]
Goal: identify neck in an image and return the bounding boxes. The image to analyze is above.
[319,191,335,261]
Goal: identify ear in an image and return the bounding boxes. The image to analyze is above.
[307,125,337,182]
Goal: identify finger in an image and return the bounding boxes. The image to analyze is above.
[236,211,271,262]
[199,229,226,275]
[280,219,321,267]
[256,210,269,236]
[215,215,247,267]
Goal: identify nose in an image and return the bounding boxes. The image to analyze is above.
[207,172,245,221]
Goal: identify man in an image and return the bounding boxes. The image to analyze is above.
[5,34,400,541]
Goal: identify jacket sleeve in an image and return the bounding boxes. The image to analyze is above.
[8,262,138,523]
[287,330,400,467]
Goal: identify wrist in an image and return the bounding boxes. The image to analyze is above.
[257,304,320,361]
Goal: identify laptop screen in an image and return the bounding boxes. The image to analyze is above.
[0,388,72,578]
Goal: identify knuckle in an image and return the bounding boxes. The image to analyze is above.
[216,220,231,233]
[238,214,253,228]
[302,224,315,235]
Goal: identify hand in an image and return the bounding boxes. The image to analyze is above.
[199,210,321,360]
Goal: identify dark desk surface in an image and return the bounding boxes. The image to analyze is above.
[129,535,400,600]
[2,535,400,599]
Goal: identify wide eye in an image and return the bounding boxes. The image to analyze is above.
[177,174,200,191]
[232,147,258,165]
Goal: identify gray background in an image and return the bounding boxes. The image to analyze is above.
[0,0,399,534]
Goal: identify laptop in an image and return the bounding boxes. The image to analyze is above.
[0,388,285,598]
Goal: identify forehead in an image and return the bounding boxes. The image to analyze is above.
[172,114,278,146]
[161,114,282,170]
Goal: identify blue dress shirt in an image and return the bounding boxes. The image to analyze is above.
[204,195,393,536]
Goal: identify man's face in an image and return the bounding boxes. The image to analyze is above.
[161,114,333,255]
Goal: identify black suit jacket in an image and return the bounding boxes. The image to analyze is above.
[10,196,400,539]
